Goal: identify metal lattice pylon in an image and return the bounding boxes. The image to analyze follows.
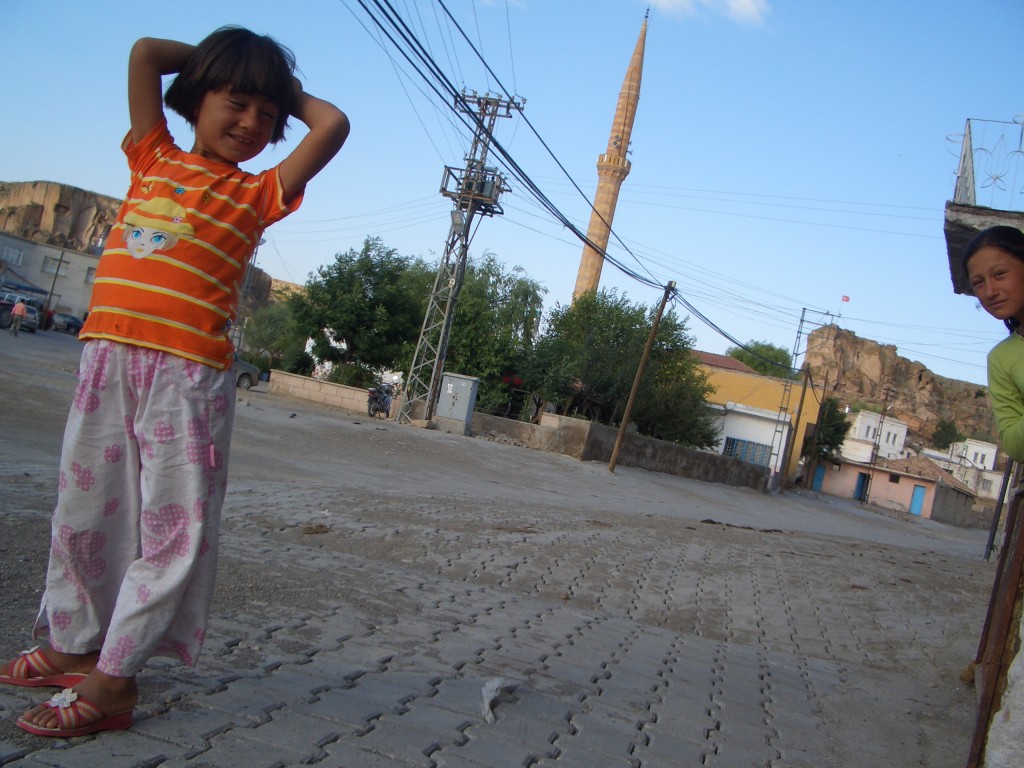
[399,92,522,424]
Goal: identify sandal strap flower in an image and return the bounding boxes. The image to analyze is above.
[48,688,79,708]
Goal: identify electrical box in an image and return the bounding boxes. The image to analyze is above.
[436,373,479,424]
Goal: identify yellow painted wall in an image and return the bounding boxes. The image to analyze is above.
[702,367,824,480]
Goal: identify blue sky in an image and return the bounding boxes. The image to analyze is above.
[3,0,1022,387]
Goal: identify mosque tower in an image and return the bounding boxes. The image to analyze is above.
[573,12,648,298]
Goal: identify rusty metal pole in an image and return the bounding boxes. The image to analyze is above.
[609,281,675,473]
[985,460,1015,561]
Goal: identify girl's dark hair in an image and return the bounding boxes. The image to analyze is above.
[963,225,1024,332]
[164,26,296,144]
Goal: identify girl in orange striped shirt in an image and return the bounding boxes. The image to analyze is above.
[1,26,348,737]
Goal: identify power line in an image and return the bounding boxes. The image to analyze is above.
[342,1,990,387]
[430,0,661,289]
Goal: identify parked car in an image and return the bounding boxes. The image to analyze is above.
[52,313,84,334]
[233,355,260,390]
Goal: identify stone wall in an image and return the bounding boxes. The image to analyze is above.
[931,484,989,528]
[268,370,381,415]
[580,420,768,491]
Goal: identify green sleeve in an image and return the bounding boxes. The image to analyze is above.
[988,336,1024,462]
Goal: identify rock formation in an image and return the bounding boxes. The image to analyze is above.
[805,324,996,448]
[0,181,121,254]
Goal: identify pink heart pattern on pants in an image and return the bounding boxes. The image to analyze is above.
[55,525,107,604]
[57,526,107,581]
[141,504,191,568]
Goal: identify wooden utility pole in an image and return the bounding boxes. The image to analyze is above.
[45,250,66,310]
[779,363,811,490]
[862,384,895,503]
[609,281,675,473]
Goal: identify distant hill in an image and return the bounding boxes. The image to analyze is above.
[804,324,997,449]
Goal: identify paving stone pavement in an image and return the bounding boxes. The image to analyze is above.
[0,331,996,767]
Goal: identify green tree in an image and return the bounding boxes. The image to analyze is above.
[289,236,432,377]
[932,418,965,450]
[726,340,796,379]
[632,346,720,448]
[445,253,546,414]
[241,302,307,371]
[802,397,851,460]
[286,238,546,407]
[527,289,718,447]
[528,290,646,421]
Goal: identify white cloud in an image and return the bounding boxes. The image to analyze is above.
[651,0,771,26]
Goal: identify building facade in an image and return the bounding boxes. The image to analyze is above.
[813,454,975,523]
[921,438,1003,501]
[698,352,822,483]
[839,409,909,463]
[0,230,98,319]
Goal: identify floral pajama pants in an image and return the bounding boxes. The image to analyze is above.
[34,340,236,677]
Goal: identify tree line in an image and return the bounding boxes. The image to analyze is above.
[241,236,724,447]
[244,237,997,466]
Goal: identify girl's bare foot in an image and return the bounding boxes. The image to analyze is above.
[19,669,137,732]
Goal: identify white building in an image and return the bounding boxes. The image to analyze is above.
[707,401,790,475]
[839,410,909,463]
[950,438,997,471]
[922,438,1003,501]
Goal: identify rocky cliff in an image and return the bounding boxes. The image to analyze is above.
[0,181,121,253]
[804,324,997,448]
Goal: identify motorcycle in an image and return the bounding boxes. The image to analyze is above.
[367,381,395,418]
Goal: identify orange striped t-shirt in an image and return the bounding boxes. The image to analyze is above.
[80,119,302,370]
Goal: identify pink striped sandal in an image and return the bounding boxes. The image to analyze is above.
[0,646,88,688]
[17,688,134,738]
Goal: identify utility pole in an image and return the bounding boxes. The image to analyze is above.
[45,250,66,310]
[771,309,835,491]
[779,363,811,490]
[233,238,265,352]
[863,384,895,504]
[609,282,675,473]
[769,308,806,491]
[399,91,522,424]
[804,369,830,488]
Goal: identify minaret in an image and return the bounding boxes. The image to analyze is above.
[573,13,647,298]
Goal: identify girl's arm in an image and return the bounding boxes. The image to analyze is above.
[128,37,194,144]
[277,79,350,203]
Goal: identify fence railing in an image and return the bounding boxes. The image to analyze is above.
[951,117,1024,212]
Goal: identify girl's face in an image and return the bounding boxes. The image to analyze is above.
[967,245,1024,327]
[190,87,279,166]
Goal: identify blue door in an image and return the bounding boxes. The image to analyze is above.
[910,485,927,516]
[812,465,826,492]
[854,472,869,501]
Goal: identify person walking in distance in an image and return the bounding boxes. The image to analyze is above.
[9,299,27,336]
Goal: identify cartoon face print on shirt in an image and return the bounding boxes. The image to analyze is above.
[122,197,194,259]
